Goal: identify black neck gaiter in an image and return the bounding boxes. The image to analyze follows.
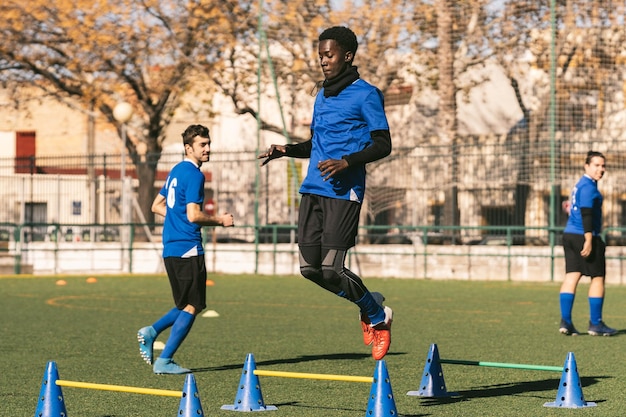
[322,66,360,97]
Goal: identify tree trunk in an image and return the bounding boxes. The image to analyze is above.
[437,0,460,239]
[134,158,158,226]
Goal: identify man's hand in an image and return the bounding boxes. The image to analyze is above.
[188,204,234,227]
[580,232,592,258]
[318,158,349,181]
[258,145,287,166]
[220,213,234,227]
[580,238,592,258]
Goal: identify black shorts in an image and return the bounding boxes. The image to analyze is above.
[562,233,606,277]
[164,255,207,311]
[298,194,361,250]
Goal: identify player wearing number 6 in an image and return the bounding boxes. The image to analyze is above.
[138,124,234,374]
[259,26,394,360]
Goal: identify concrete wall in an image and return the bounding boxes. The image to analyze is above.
[7,242,626,285]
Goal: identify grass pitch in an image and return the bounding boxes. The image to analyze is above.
[2,274,625,416]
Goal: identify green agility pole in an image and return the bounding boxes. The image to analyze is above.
[440,359,563,372]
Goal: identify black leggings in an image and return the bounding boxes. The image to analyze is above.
[299,246,368,302]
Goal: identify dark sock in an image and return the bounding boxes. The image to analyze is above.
[559,292,575,323]
[356,292,385,326]
[152,307,181,334]
[588,297,604,325]
[160,311,195,359]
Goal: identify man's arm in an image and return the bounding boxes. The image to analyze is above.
[187,203,234,227]
[258,140,313,165]
[342,130,392,167]
[284,140,313,158]
[318,131,392,181]
[151,194,167,217]
[580,207,594,257]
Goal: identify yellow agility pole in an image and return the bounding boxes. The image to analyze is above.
[253,369,373,383]
[56,380,183,397]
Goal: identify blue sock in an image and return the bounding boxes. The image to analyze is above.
[589,297,604,325]
[152,307,182,334]
[356,292,385,326]
[160,311,195,359]
[559,293,575,323]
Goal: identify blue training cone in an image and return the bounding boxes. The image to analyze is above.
[221,353,277,412]
[178,374,204,416]
[365,360,398,416]
[544,352,596,408]
[34,361,67,417]
[407,343,458,398]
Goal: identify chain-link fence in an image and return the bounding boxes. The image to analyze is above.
[2,131,626,244]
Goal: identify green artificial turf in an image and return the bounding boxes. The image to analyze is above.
[2,274,624,416]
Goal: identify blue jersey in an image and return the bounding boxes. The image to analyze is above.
[300,79,389,202]
[159,159,205,257]
[564,174,603,236]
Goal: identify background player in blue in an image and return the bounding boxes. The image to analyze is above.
[559,150,616,336]
[258,26,393,360]
[138,124,235,374]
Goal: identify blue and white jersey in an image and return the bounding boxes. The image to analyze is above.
[159,159,205,257]
[564,174,603,236]
[300,79,389,203]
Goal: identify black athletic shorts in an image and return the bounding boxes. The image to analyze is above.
[298,194,361,250]
[164,255,207,311]
[562,233,606,277]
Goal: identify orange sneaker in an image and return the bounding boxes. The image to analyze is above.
[371,306,393,360]
[360,314,374,345]
[359,292,385,346]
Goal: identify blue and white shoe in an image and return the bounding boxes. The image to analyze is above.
[558,319,579,336]
[137,326,157,365]
[588,321,617,336]
[153,358,190,375]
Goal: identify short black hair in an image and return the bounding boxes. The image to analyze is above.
[585,150,605,164]
[319,26,358,55]
[182,124,210,147]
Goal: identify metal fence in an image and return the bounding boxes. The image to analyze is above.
[3,136,626,234]
[2,133,626,278]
